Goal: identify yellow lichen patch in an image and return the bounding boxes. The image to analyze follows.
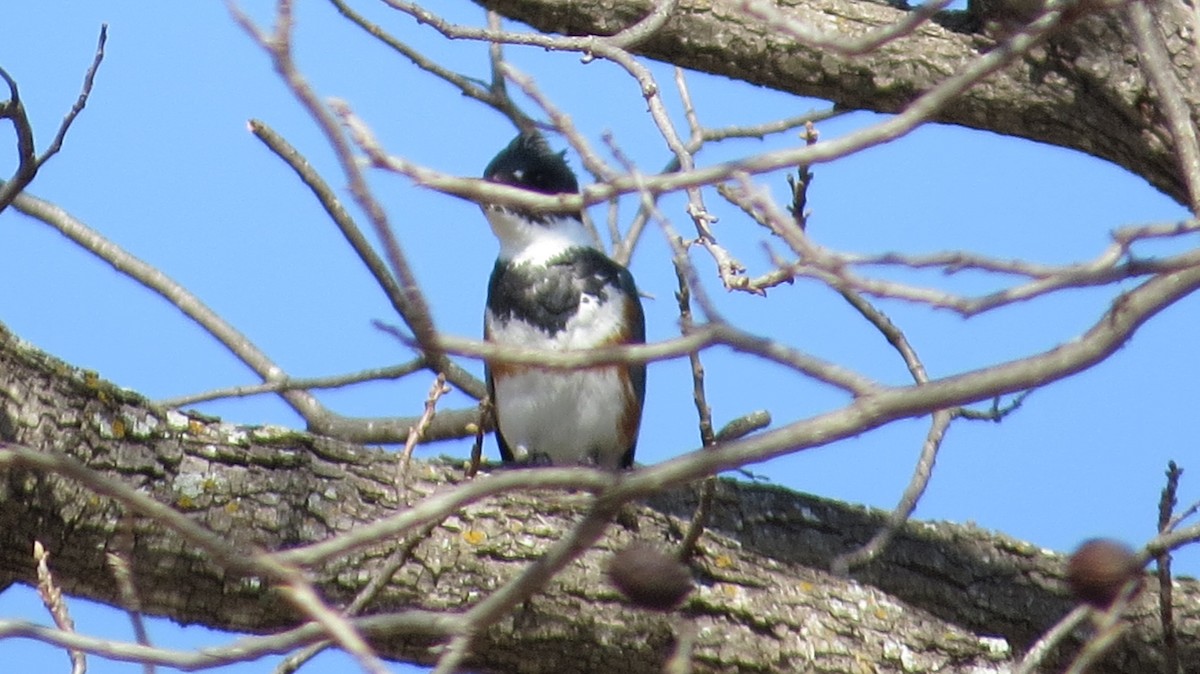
[462,529,487,545]
[799,581,814,592]
[224,502,240,514]
[176,495,195,509]
[718,583,742,599]
[188,419,205,435]
[111,418,126,439]
[714,553,734,569]
[83,371,100,389]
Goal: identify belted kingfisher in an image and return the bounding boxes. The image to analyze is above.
[481,132,646,470]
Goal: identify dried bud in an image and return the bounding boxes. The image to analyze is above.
[607,542,693,611]
[1066,538,1139,608]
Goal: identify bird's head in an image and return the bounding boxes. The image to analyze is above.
[482,133,592,263]
[483,132,579,196]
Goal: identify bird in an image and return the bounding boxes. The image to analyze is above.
[481,132,646,470]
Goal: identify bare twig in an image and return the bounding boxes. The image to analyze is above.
[674,256,718,562]
[467,396,490,477]
[229,1,450,402]
[106,515,155,674]
[1156,461,1182,674]
[0,24,107,214]
[425,307,880,397]
[39,24,108,165]
[828,271,957,572]
[663,618,697,674]
[400,373,451,473]
[247,118,484,400]
[0,611,456,670]
[277,466,615,567]
[832,410,954,574]
[329,0,534,129]
[1063,581,1143,674]
[0,66,37,214]
[274,522,442,674]
[1012,605,1090,674]
[158,358,429,408]
[9,190,326,421]
[431,498,622,674]
[33,541,86,674]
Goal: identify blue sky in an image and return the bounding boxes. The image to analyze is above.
[1,2,1197,672]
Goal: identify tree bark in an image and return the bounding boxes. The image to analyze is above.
[0,321,1195,673]
[475,0,1194,204]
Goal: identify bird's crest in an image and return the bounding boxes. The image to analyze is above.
[484,131,579,196]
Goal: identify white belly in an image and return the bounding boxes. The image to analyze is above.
[491,366,628,468]
[486,293,635,469]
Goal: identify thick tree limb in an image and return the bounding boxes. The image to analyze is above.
[474,0,1193,203]
[0,322,1195,673]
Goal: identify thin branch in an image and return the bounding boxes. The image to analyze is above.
[229,1,450,401]
[1012,605,1090,674]
[106,515,155,674]
[674,257,718,562]
[38,24,108,166]
[33,541,86,674]
[602,131,729,323]
[832,410,954,574]
[328,0,533,128]
[9,190,325,421]
[827,256,956,571]
[727,174,1200,315]
[399,373,450,472]
[0,612,457,671]
[277,466,615,567]
[0,67,38,214]
[497,63,616,183]
[1063,581,1143,674]
[0,24,107,214]
[426,320,881,397]
[701,108,843,144]
[1156,460,1182,674]
[157,358,429,408]
[246,118,484,401]
[590,0,681,49]
[274,521,441,674]
[432,499,621,674]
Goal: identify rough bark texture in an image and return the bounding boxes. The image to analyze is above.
[0,322,1196,673]
[475,0,1194,204]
